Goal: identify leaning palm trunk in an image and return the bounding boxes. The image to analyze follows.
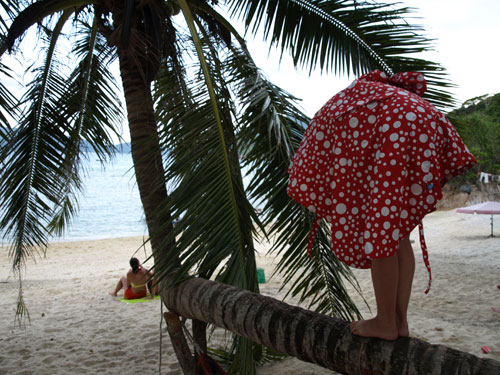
[117,52,174,258]
[162,278,500,375]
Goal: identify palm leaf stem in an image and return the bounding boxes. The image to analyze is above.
[75,15,98,141]
[15,10,72,267]
[1,0,95,56]
[287,0,394,75]
[178,0,249,289]
[14,266,30,327]
[190,2,250,54]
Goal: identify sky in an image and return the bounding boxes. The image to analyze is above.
[3,0,499,143]
[241,0,500,118]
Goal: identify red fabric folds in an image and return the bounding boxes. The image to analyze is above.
[287,70,476,292]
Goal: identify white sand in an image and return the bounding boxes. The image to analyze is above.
[0,209,499,374]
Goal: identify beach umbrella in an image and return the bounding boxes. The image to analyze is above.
[456,201,500,237]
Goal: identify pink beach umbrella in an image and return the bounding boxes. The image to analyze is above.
[456,201,500,237]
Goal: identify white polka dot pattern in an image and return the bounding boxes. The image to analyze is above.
[287,70,476,273]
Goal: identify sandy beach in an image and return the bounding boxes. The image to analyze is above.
[1,209,499,374]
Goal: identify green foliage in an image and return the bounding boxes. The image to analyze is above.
[209,343,288,368]
[451,93,500,123]
[448,93,500,179]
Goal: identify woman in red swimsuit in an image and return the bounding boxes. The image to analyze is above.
[110,257,157,299]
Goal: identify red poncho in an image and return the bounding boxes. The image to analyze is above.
[287,70,476,292]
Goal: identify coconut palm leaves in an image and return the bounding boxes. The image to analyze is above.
[152,14,261,371]
[152,23,361,370]
[48,18,123,236]
[228,0,455,108]
[0,12,122,325]
[2,0,459,370]
[0,0,17,137]
[1,13,121,267]
[0,61,15,140]
[229,49,363,320]
[155,61,260,291]
[1,12,74,269]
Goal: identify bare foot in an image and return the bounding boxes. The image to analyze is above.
[109,291,118,297]
[492,307,500,313]
[350,318,398,340]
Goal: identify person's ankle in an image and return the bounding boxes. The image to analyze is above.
[375,315,397,329]
[396,314,409,337]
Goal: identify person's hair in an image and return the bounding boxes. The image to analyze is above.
[130,257,140,274]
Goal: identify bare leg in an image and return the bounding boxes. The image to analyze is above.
[350,254,399,340]
[396,237,414,337]
[109,275,128,296]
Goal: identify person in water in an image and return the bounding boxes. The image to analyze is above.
[110,257,157,299]
[287,70,476,340]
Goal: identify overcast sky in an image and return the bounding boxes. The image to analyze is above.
[4,1,499,143]
[242,0,500,117]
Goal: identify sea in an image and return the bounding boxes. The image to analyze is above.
[1,152,146,244]
[47,152,146,242]
[2,151,257,244]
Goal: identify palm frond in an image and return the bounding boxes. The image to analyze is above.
[49,15,123,235]
[0,61,17,139]
[227,47,363,320]
[155,60,258,293]
[66,17,123,156]
[13,266,31,327]
[1,0,93,55]
[190,2,250,53]
[228,0,455,109]
[273,219,365,320]
[163,0,259,291]
[1,10,125,327]
[153,11,261,372]
[0,10,73,267]
[0,0,20,33]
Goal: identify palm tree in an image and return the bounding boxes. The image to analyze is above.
[1,0,455,372]
[164,277,500,374]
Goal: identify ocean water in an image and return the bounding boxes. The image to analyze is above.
[63,152,256,241]
[55,152,147,242]
[2,152,257,243]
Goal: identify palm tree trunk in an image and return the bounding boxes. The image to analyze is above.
[118,51,199,371]
[117,52,173,258]
[163,277,500,375]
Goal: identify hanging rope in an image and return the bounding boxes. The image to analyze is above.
[158,297,164,374]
